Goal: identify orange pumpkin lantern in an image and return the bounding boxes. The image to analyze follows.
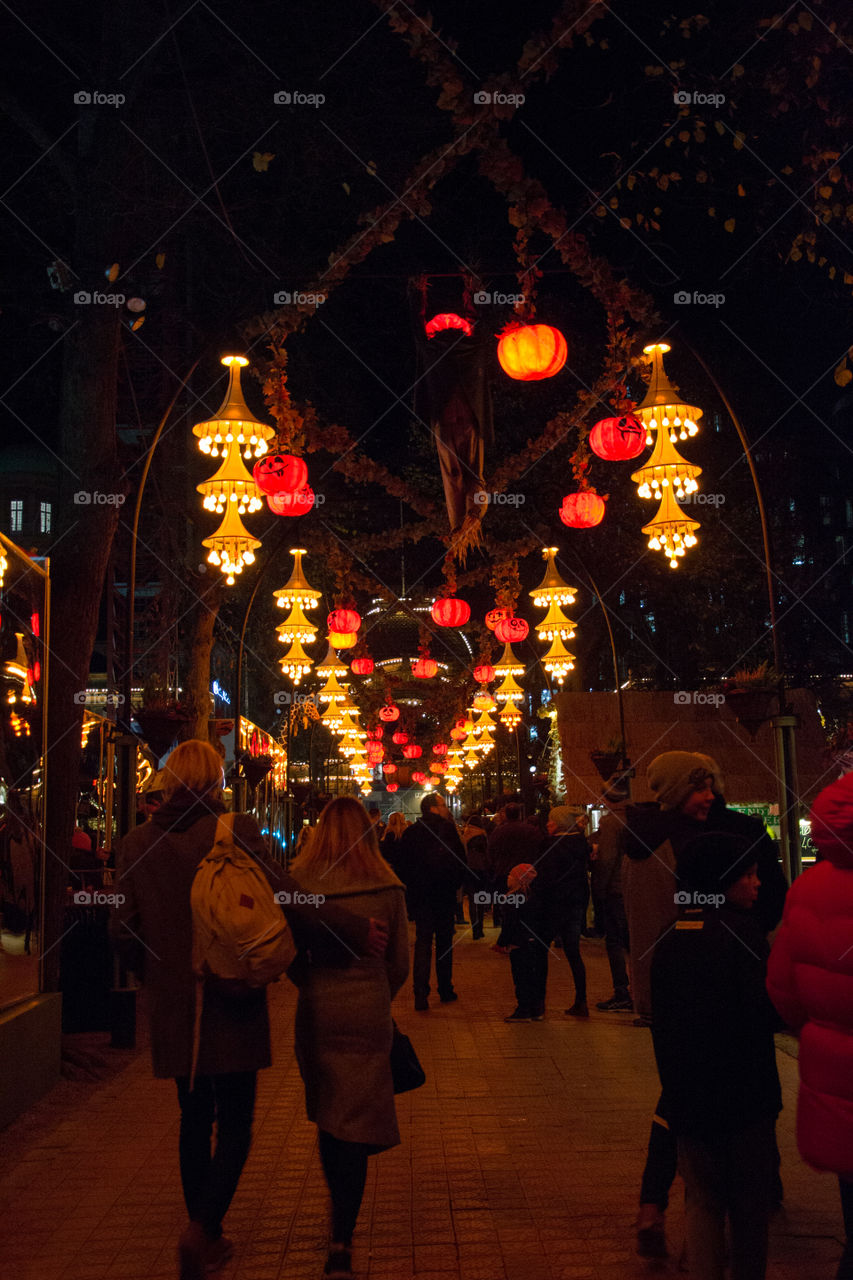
[328,630,357,649]
[267,485,314,516]
[432,743,448,757]
[328,608,361,633]
[392,731,409,745]
[411,770,427,784]
[431,597,471,627]
[430,762,448,775]
[412,657,438,679]
[450,727,467,741]
[350,656,374,675]
[366,726,384,741]
[589,415,645,461]
[366,744,384,763]
[253,453,307,495]
[425,312,473,339]
[386,783,398,793]
[559,491,606,528]
[402,744,422,759]
[473,663,495,683]
[497,323,567,381]
[485,607,512,632]
[383,762,397,775]
[494,616,529,644]
[379,704,400,722]
[473,690,495,710]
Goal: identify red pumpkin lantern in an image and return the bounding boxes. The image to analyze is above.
[473,663,495,683]
[328,608,361,633]
[253,453,308,495]
[494,616,529,644]
[366,744,384,763]
[589,414,645,461]
[383,762,397,775]
[412,657,438,679]
[559,491,606,529]
[431,597,471,627]
[497,323,567,381]
[432,743,448,757]
[267,485,314,516]
[403,744,422,759]
[450,727,467,741]
[328,630,357,649]
[430,762,448,775]
[386,783,398,793]
[425,312,474,340]
[485,607,512,632]
[411,771,427,784]
[351,656,374,675]
[392,731,409,745]
[366,726,384,741]
[379,704,400,722]
[455,717,469,730]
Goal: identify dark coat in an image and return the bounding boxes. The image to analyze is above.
[535,831,590,934]
[651,902,782,1138]
[395,813,467,913]
[112,798,374,1079]
[486,820,542,889]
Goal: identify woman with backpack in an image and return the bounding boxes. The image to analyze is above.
[111,742,388,1280]
[288,796,410,1280]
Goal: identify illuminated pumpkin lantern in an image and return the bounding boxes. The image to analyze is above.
[473,663,495,683]
[425,312,474,339]
[383,762,397,775]
[403,744,423,759]
[379,703,400,722]
[559,491,606,529]
[473,690,496,711]
[497,323,567,381]
[351,656,374,675]
[412,656,438,679]
[253,453,308,495]
[267,485,314,516]
[494,616,529,644]
[431,597,471,627]
[366,726,384,741]
[411,771,427,785]
[432,743,448,757]
[430,762,448,775]
[386,783,398,793]
[485,607,512,632]
[366,744,384,763]
[328,608,361,633]
[589,414,645,461]
[328,630,357,649]
[392,730,409,745]
[450,727,467,741]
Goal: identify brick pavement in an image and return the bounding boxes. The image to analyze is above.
[0,927,845,1280]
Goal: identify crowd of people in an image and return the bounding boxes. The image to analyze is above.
[110,741,853,1280]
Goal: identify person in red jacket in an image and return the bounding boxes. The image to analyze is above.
[767,772,853,1280]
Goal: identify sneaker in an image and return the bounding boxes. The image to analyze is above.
[504,1009,531,1022]
[178,1224,207,1280]
[439,991,458,1004]
[414,996,429,1011]
[596,996,633,1012]
[565,1001,589,1018]
[205,1236,234,1272]
[324,1246,353,1279]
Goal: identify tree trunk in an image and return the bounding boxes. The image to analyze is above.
[181,576,225,743]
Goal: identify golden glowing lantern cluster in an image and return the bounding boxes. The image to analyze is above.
[194,356,275,584]
[273,549,320,683]
[493,641,524,728]
[529,546,578,684]
[631,343,702,568]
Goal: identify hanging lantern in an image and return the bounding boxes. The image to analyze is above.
[450,727,467,741]
[630,430,701,502]
[202,502,261,586]
[499,700,522,729]
[432,743,448,757]
[411,770,427,785]
[633,342,703,444]
[267,485,315,517]
[497,323,567,381]
[403,744,422,759]
[473,663,495,684]
[425,312,474,339]
[494,616,529,644]
[559,491,606,529]
[197,441,264,517]
[485,606,512,631]
[641,485,700,569]
[379,703,400,722]
[329,630,358,649]
[431,597,471,627]
[473,689,496,711]
[391,730,409,745]
[328,608,362,633]
[192,354,275,460]
[351,656,374,675]
[589,415,645,461]
[273,549,322,610]
[412,656,438,679]
[279,638,314,683]
[386,783,399,793]
[252,453,308,495]
[430,762,448,775]
[366,725,384,741]
[541,633,575,684]
[276,600,318,645]
[529,547,577,608]
[536,600,575,642]
[384,762,397,775]
[366,744,384,763]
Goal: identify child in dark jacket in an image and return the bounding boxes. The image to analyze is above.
[496,863,550,1022]
[650,831,782,1280]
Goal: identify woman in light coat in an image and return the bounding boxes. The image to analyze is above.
[289,797,409,1280]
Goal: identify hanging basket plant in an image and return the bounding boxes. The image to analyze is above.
[722,664,781,738]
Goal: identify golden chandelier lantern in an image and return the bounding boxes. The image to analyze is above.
[641,485,700,569]
[273,548,322,610]
[192,355,276,459]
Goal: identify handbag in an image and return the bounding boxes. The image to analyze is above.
[390,1020,426,1094]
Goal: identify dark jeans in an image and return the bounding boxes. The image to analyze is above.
[318,1129,374,1245]
[554,901,587,1003]
[640,1094,677,1211]
[839,1178,853,1280]
[603,893,630,999]
[678,1118,776,1280]
[175,1071,257,1238]
[413,902,455,999]
[510,939,549,1014]
[464,874,489,934]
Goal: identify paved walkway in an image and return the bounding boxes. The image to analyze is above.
[0,927,845,1279]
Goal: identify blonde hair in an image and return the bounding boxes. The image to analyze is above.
[161,740,224,802]
[291,796,397,888]
[385,811,407,839]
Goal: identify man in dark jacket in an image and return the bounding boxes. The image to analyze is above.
[486,803,541,926]
[396,792,467,1010]
[651,832,782,1280]
[535,806,591,1017]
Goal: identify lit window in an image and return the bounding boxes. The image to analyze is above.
[646,612,656,633]
[10,499,22,532]
[40,501,51,534]
[619,591,626,606]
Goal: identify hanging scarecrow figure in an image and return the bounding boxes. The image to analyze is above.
[411,279,493,537]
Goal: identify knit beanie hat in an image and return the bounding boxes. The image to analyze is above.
[549,805,575,831]
[71,829,92,850]
[808,772,853,870]
[507,863,538,893]
[677,830,758,896]
[648,751,721,812]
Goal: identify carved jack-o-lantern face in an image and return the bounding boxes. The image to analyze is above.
[494,616,529,644]
[253,453,308,495]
